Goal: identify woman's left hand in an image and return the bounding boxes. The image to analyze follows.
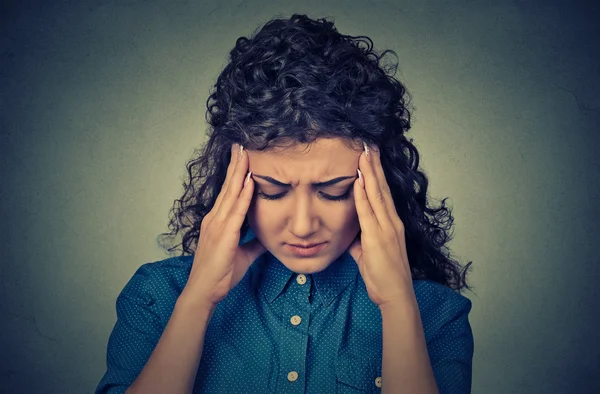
[348,142,415,308]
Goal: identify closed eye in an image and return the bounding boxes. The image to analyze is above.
[256,189,352,202]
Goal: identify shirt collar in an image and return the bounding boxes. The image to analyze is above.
[250,249,359,306]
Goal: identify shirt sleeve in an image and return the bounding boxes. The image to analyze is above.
[427,292,475,394]
[95,263,165,394]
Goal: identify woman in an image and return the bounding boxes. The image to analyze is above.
[96,14,474,394]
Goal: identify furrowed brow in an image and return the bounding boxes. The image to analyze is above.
[252,174,356,187]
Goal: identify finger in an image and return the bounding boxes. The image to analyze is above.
[370,146,404,232]
[210,143,240,220]
[214,144,249,223]
[359,147,392,231]
[225,166,255,233]
[353,168,379,237]
[232,186,265,281]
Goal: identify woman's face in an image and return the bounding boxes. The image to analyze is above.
[246,137,362,274]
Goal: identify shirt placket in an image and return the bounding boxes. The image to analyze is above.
[276,273,312,393]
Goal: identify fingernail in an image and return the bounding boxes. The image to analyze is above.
[245,171,252,186]
[357,168,364,188]
[238,144,244,159]
[363,141,370,161]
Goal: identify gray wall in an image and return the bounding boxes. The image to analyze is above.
[1,0,599,393]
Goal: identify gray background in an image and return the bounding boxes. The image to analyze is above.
[1,0,599,393]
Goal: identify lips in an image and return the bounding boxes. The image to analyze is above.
[286,242,327,257]
[288,242,324,248]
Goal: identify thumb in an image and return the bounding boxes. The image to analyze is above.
[241,237,268,264]
[348,233,363,266]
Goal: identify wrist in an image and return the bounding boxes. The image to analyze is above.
[177,288,218,314]
[378,292,418,314]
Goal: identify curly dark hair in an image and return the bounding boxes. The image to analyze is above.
[157,13,474,293]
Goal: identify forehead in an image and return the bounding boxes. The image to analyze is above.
[247,138,361,179]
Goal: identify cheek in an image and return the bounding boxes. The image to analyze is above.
[249,198,358,230]
[324,204,359,228]
[248,201,280,227]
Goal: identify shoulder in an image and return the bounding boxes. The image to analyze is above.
[413,279,472,310]
[412,280,473,333]
[117,255,194,317]
[123,255,194,292]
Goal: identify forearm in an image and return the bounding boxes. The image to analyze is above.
[380,295,439,394]
[126,291,215,394]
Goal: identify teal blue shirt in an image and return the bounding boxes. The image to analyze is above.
[96,232,474,393]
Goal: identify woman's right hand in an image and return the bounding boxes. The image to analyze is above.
[181,143,265,308]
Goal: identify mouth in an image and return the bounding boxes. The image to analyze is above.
[288,242,324,248]
[286,242,327,257]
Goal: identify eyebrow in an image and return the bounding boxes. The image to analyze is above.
[252,174,357,187]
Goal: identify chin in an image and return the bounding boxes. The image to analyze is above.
[275,254,334,274]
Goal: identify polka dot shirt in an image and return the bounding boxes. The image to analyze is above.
[96,234,474,393]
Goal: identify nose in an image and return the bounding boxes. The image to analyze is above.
[288,193,320,239]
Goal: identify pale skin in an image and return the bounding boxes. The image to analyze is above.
[126,138,438,393]
[246,138,361,276]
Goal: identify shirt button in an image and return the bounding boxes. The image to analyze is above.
[375,376,382,388]
[287,371,299,382]
[290,315,302,326]
[296,274,307,285]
